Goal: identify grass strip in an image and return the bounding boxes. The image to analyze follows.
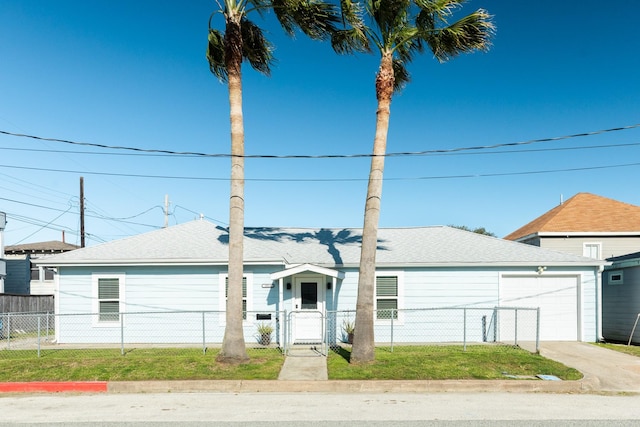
[0,348,284,381]
[327,345,582,380]
[595,342,640,357]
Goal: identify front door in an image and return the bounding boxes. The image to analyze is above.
[292,278,323,343]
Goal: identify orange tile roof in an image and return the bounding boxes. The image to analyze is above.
[504,193,640,240]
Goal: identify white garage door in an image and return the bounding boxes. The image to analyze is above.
[500,275,579,341]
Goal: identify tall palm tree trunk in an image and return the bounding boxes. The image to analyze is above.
[351,53,394,364]
[218,17,249,364]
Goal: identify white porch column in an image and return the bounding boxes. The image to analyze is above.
[278,277,284,345]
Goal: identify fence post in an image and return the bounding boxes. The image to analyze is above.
[202,311,206,354]
[390,309,395,353]
[37,315,41,358]
[536,307,541,353]
[283,310,288,354]
[7,313,10,350]
[463,308,467,352]
[46,311,50,341]
[514,308,518,347]
[120,312,125,356]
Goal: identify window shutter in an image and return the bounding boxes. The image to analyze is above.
[376,276,398,296]
[98,278,119,299]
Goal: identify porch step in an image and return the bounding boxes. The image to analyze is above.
[278,346,327,381]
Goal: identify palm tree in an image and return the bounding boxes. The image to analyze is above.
[207,0,338,364]
[332,0,494,363]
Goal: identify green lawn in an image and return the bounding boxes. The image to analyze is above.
[0,348,284,382]
[594,342,640,358]
[328,345,583,380]
[0,345,582,382]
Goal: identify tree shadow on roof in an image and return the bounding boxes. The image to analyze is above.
[216,226,388,265]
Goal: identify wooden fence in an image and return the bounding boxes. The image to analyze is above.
[0,294,54,313]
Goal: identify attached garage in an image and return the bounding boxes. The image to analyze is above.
[500,275,580,340]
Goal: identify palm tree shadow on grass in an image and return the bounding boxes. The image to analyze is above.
[331,346,351,362]
[216,226,388,265]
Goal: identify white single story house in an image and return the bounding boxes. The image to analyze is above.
[36,220,607,346]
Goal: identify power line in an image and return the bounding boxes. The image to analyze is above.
[0,161,639,182]
[2,140,640,158]
[1,123,639,158]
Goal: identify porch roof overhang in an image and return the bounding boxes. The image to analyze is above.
[270,263,345,281]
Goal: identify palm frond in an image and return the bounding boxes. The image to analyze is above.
[367,0,410,41]
[391,57,410,93]
[207,28,228,82]
[426,8,494,62]
[331,28,370,54]
[271,0,340,40]
[240,17,275,75]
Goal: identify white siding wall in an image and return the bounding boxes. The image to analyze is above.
[55,264,600,344]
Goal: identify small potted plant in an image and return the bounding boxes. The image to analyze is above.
[342,319,355,344]
[256,322,274,346]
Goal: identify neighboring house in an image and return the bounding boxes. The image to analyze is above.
[504,193,640,260]
[4,241,79,295]
[36,220,605,345]
[602,252,640,344]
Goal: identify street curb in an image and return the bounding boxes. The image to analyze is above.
[0,381,108,393]
[106,377,598,394]
[0,375,599,395]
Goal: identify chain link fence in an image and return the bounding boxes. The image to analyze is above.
[0,310,284,358]
[326,307,540,353]
[0,306,539,359]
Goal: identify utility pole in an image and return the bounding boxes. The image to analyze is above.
[80,177,85,248]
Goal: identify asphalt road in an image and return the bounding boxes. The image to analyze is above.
[1,392,640,425]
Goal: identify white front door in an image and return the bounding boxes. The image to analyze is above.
[292,277,324,343]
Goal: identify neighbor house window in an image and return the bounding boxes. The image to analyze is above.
[376,275,398,320]
[226,277,247,320]
[583,243,602,259]
[92,274,125,325]
[30,266,55,281]
[608,270,624,285]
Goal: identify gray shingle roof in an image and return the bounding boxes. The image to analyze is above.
[37,220,604,268]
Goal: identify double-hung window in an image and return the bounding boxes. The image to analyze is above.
[92,274,124,325]
[225,276,247,320]
[220,273,252,321]
[376,275,399,320]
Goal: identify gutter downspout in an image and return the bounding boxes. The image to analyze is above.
[596,265,604,342]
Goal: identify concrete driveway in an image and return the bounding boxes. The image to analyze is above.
[539,341,640,393]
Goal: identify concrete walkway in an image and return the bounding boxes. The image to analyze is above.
[278,345,328,381]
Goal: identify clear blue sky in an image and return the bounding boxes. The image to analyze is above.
[1,0,639,246]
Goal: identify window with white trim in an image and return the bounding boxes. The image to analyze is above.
[583,243,602,259]
[376,275,398,320]
[220,273,253,321]
[92,274,125,325]
[31,266,55,281]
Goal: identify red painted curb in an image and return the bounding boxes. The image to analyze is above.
[0,382,108,393]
